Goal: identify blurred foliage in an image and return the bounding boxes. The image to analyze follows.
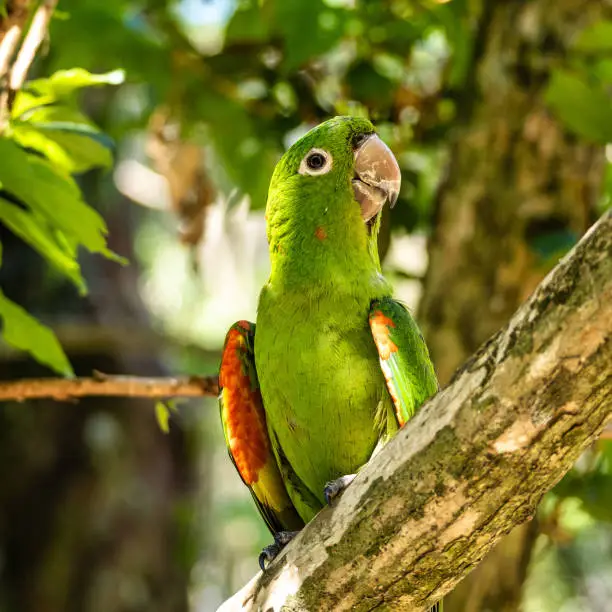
[5,0,612,376]
[545,20,612,144]
[0,67,124,374]
[44,0,474,226]
[1,0,611,609]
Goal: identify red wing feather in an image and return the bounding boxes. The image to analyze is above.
[219,321,303,534]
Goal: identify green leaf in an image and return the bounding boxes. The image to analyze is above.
[12,124,113,173]
[574,20,612,53]
[0,290,74,376]
[155,402,171,434]
[225,0,270,43]
[17,104,96,126]
[28,68,125,99]
[591,59,612,86]
[11,91,48,118]
[12,105,114,173]
[155,400,179,434]
[544,69,612,144]
[12,69,125,118]
[47,6,171,97]
[0,198,86,292]
[273,0,347,70]
[0,137,125,263]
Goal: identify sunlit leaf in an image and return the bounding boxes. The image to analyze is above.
[12,105,114,172]
[11,123,114,174]
[28,68,125,99]
[155,401,171,434]
[155,400,179,434]
[11,90,49,118]
[0,290,74,376]
[0,138,125,263]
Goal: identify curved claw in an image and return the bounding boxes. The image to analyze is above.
[259,545,277,572]
[324,474,357,506]
[258,530,300,571]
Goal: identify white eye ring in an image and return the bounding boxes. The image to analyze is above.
[298,148,333,176]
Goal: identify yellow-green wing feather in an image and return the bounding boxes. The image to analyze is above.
[369,298,438,427]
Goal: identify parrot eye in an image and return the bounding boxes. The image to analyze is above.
[299,148,332,176]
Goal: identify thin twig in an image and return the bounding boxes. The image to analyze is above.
[9,0,57,91]
[0,0,33,131]
[0,372,220,402]
[0,25,22,78]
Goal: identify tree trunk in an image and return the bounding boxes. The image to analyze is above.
[419,1,608,609]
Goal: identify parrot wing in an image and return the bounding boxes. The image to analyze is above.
[219,321,304,535]
[369,298,438,427]
[369,301,443,612]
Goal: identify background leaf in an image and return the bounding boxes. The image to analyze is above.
[544,69,612,144]
[574,20,612,53]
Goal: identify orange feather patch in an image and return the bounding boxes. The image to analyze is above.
[370,309,405,425]
[220,323,270,485]
[369,311,398,360]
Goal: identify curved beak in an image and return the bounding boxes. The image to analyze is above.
[352,134,401,222]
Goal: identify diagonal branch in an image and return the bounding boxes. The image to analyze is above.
[218,210,612,612]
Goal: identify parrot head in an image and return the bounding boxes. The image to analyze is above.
[265,116,401,284]
[266,117,401,282]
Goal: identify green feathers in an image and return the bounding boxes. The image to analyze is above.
[219,115,439,610]
[221,114,437,526]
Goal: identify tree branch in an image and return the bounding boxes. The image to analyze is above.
[219,210,612,612]
[0,0,56,131]
[0,372,219,402]
[8,0,56,91]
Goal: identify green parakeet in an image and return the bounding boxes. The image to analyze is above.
[219,116,440,609]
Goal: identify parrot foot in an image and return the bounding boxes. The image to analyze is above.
[258,530,300,571]
[324,474,357,506]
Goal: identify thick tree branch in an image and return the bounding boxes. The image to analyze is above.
[0,372,219,402]
[219,210,612,612]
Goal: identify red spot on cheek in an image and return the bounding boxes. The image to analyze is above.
[315,226,327,241]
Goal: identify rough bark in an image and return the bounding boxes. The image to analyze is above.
[418,1,610,608]
[219,210,612,612]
